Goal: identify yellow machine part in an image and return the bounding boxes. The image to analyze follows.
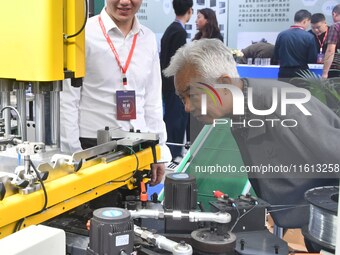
[0,147,158,239]
[0,0,85,81]
[64,0,86,79]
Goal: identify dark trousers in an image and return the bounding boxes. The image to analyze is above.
[163,90,188,159]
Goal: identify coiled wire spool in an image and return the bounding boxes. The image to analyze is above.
[303,186,338,252]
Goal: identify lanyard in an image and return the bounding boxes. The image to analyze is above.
[317,29,328,53]
[98,15,138,86]
[290,25,304,30]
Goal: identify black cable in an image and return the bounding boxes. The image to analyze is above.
[14,218,25,233]
[65,0,88,39]
[29,160,48,212]
[111,145,139,183]
[267,204,309,213]
[13,160,48,233]
[197,193,215,198]
[230,204,241,232]
[230,203,257,232]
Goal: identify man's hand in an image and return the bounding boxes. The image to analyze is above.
[150,163,165,186]
[86,220,90,231]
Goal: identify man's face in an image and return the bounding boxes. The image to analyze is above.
[333,11,340,23]
[311,21,327,36]
[174,65,229,124]
[106,0,142,24]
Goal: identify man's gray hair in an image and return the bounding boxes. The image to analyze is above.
[163,38,239,79]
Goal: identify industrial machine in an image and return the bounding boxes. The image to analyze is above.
[0,1,336,255]
[0,125,162,238]
[0,0,161,243]
[45,172,288,255]
[0,0,86,146]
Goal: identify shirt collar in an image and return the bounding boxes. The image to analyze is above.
[175,19,185,29]
[100,8,143,37]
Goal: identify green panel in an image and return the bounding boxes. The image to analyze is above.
[94,0,105,15]
[186,124,254,209]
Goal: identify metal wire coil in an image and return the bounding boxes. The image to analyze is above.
[308,204,337,247]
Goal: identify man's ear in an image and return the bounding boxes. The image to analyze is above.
[217,75,232,85]
[188,7,193,16]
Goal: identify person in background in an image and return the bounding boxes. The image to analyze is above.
[239,38,276,65]
[163,38,339,248]
[160,0,193,163]
[322,4,340,79]
[321,4,340,114]
[309,13,329,64]
[193,8,223,41]
[187,8,223,143]
[60,0,171,186]
[191,8,223,143]
[274,9,318,81]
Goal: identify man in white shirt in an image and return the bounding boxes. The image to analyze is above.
[60,0,171,186]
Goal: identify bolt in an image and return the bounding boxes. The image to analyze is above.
[240,239,245,250]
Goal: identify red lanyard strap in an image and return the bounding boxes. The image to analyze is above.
[290,25,304,30]
[98,15,138,86]
[317,29,328,52]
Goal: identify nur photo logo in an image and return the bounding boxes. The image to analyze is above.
[196,82,312,128]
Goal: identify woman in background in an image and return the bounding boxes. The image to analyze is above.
[193,8,223,41]
[190,8,223,142]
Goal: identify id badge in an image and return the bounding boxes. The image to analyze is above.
[317,53,325,64]
[116,90,136,120]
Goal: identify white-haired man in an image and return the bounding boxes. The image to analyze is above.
[164,38,340,229]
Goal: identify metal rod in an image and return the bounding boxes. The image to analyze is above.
[51,81,62,148]
[24,155,30,174]
[0,79,13,137]
[16,82,27,141]
[0,106,23,140]
[35,93,45,143]
[0,92,11,136]
[32,82,45,143]
[166,142,187,147]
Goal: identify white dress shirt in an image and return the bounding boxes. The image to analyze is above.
[60,9,171,162]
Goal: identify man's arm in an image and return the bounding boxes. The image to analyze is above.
[273,35,281,64]
[322,43,336,78]
[60,79,83,154]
